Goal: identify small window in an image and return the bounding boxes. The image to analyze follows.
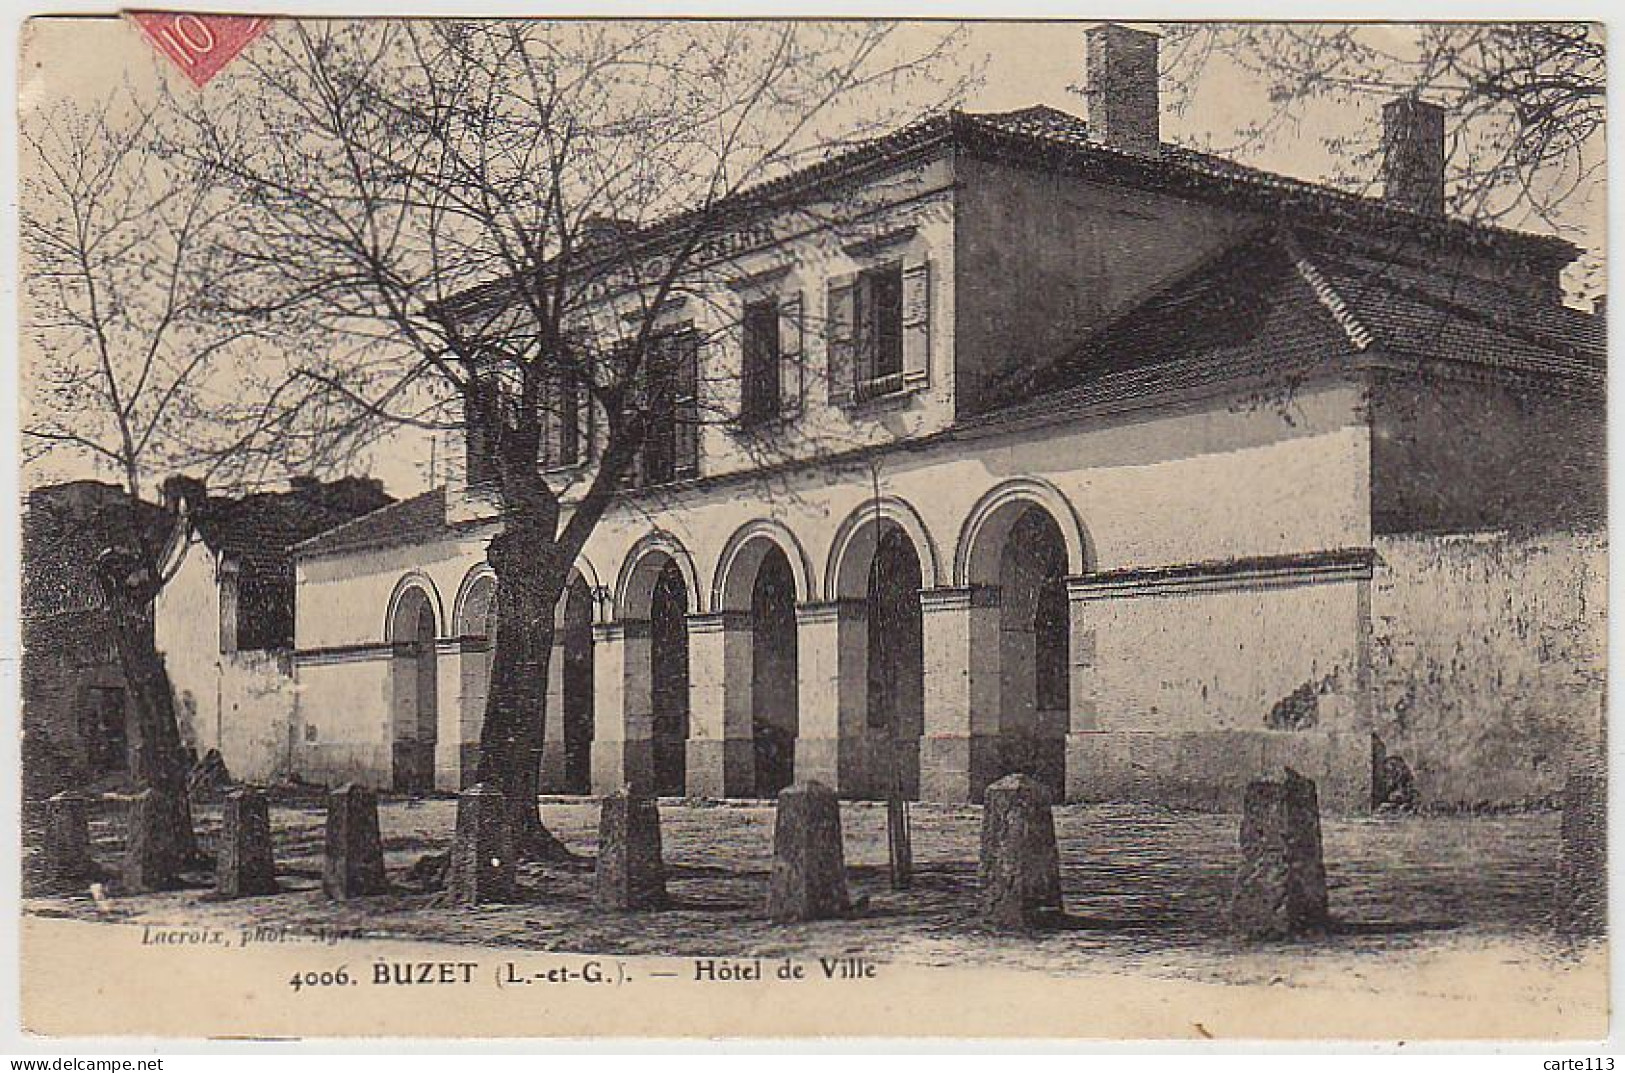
[634,330,699,488]
[855,263,904,397]
[740,298,782,426]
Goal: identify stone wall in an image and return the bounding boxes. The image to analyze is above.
[1369,529,1606,807]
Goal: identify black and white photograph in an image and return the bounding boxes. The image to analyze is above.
[11,12,1609,1044]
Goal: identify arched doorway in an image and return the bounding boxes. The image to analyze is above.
[389,585,439,792]
[867,527,924,800]
[649,559,690,796]
[995,507,1071,793]
[560,574,596,794]
[749,546,800,796]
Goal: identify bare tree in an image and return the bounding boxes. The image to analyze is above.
[186,19,967,859]
[20,85,311,881]
[1161,23,1603,244]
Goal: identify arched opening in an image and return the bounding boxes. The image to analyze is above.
[389,586,439,792]
[750,546,799,796]
[649,559,690,796]
[560,574,596,794]
[867,526,924,800]
[995,506,1071,793]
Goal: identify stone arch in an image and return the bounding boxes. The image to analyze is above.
[386,579,440,793]
[452,566,498,639]
[954,477,1090,587]
[616,531,705,621]
[384,572,444,643]
[558,554,609,626]
[825,495,941,601]
[951,483,1078,799]
[712,519,816,612]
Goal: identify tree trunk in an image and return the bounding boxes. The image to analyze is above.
[474,464,574,862]
[94,547,202,873]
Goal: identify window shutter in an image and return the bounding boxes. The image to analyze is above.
[780,291,803,416]
[674,331,700,479]
[539,373,559,468]
[902,259,931,385]
[826,274,856,405]
[577,357,596,463]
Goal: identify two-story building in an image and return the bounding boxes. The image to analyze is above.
[288,25,1605,810]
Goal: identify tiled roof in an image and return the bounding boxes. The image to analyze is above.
[184,478,394,649]
[293,486,451,559]
[958,107,1573,261]
[977,227,1602,426]
[439,104,1575,319]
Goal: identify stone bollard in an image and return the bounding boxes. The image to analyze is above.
[216,787,279,898]
[765,781,850,923]
[323,783,387,900]
[447,783,517,905]
[596,788,667,910]
[42,791,97,892]
[123,788,186,893]
[1229,768,1330,940]
[979,773,1063,930]
[1558,773,1606,936]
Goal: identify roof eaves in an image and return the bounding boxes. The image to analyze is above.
[1282,237,1375,352]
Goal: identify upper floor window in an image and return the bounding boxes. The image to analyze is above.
[855,263,904,395]
[740,298,783,427]
[827,255,930,408]
[632,329,700,488]
[540,367,586,469]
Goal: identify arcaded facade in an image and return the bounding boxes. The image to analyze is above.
[281,28,1604,811]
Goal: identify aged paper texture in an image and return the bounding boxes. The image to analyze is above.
[16,14,1607,1042]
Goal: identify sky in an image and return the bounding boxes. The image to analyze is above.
[16,17,1607,500]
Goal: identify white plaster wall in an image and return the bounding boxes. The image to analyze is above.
[291,656,392,788]
[155,533,222,748]
[155,536,297,782]
[291,374,1370,789]
[446,159,960,526]
[1370,529,1606,805]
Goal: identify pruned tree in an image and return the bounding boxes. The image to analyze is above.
[20,84,313,881]
[1161,23,1602,266]
[186,19,968,860]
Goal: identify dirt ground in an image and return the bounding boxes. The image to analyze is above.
[22,793,1601,997]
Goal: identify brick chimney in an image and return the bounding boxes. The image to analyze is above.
[1085,23,1160,153]
[160,474,206,515]
[1381,96,1446,216]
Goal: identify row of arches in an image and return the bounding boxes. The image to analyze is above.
[384,479,1088,800]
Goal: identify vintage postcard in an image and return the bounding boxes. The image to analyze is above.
[13,13,1608,1044]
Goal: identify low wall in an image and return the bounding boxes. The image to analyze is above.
[1369,529,1606,807]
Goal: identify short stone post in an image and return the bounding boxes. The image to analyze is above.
[123,788,185,893]
[1229,769,1330,940]
[979,774,1063,929]
[765,780,850,922]
[42,791,97,892]
[447,783,517,905]
[595,788,667,910]
[323,783,387,900]
[1558,773,1606,936]
[216,787,279,898]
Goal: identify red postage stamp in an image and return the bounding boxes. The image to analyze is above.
[127,11,271,87]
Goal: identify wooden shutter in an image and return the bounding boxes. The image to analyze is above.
[902,259,931,385]
[780,291,803,417]
[577,350,596,463]
[539,372,559,468]
[826,274,856,405]
[674,331,700,479]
